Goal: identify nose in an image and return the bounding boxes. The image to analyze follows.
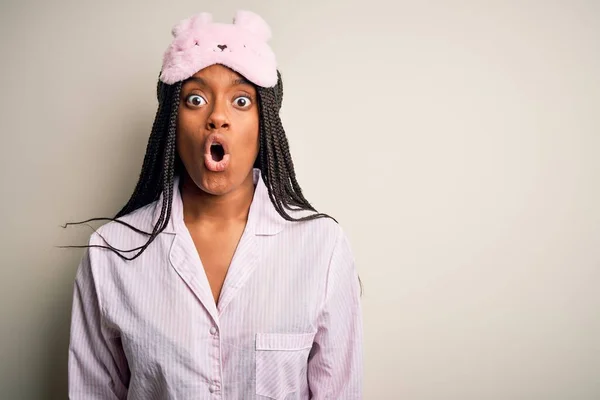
[206,101,230,131]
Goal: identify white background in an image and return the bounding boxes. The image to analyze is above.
[0,0,599,398]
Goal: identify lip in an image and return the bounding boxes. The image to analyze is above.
[204,132,230,172]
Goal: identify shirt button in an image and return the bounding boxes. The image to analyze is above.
[209,327,217,335]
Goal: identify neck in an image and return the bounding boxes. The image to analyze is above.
[180,170,256,227]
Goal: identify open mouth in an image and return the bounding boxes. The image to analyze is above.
[210,143,225,162]
[204,133,231,172]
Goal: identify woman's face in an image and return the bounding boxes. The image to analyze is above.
[176,64,259,195]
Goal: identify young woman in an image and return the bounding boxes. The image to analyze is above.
[67,10,362,399]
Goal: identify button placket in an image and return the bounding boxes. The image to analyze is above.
[209,325,221,397]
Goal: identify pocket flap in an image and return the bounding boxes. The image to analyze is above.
[255,332,315,351]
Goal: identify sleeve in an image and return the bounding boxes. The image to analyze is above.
[308,227,364,399]
[68,246,130,399]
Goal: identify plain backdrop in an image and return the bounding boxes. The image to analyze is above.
[0,0,599,399]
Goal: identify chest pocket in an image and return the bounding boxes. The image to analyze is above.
[255,332,315,399]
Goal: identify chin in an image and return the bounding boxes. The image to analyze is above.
[196,169,233,196]
[183,159,255,196]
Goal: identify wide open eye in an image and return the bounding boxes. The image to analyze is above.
[186,94,207,107]
[233,96,252,109]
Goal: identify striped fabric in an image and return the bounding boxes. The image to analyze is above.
[68,168,363,400]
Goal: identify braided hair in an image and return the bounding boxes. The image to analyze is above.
[62,70,335,261]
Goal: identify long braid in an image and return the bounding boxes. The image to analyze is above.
[116,75,170,216]
[273,104,310,208]
[256,74,333,221]
[271,74,307,207]
[60,82,173,240]
[61,70,335,259]
[61,81,183,259]
[269,72,318,209]
[268,96,297,207]
[267,72,302,207]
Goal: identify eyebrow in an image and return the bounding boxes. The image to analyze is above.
[231,77,253,87]
[183,76,254,88]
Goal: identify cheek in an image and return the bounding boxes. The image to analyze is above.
[176,112,202,157]
[240,130,259,166]
[241,113,260,156]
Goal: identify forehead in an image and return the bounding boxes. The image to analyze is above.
[187,64,251,85]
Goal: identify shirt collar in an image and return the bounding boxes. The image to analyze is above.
[151,168,287,236]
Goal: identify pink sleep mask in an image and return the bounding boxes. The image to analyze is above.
[159,10,278,88]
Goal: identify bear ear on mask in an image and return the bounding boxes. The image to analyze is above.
[160,10,278,88]
[233,10,271,42]
[170,12,213,37]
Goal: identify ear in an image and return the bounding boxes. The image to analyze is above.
[171,12,213,37]
[233,10,271,41]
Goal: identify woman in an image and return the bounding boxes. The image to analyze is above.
[67,10,362,400]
